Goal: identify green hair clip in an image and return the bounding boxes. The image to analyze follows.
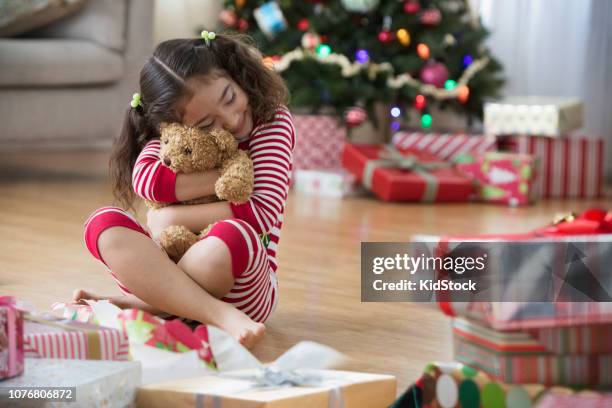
[130,92,142,108]
[201,30,216,46]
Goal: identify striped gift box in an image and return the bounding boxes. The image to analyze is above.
[391,131,497,161]
[500,134,604,198]
[23,315,129,361]
[452,318,612,386]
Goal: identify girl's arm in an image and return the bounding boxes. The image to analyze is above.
[228,108,295,235]
[146,108,295,238]
[132,139,219,202]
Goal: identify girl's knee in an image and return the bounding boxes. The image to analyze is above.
[84,207,149,263]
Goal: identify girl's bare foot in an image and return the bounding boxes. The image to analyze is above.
[214,306,266,349]
[71,289,162,314]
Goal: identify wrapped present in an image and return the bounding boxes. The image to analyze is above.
[118,308,215,369]
[455,151,540,206]
[253,1,287,38]
[453,320,612,386]
[484,97,583,137]
[293,168,359,198]
[52,301,98,324]
[0,358,141,407]
[342,144,475,202]
[536,390,612,408]
[392,131,497,161]
[0,296,24,380]
[499,133,604,198]
[23,314,129,360]
[391,361,548,408]
[138,369,396,408]
[533,324,612,354]
[293,114,347,170]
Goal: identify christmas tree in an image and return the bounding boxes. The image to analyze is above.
[218,0,504,131]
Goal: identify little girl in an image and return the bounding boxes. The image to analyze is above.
[74,32,294,348]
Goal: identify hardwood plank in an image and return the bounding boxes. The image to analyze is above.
[0,150,609,395]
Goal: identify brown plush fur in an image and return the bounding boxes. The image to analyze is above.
[146,123,254,262]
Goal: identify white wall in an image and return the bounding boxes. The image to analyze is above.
[154,0,222,44]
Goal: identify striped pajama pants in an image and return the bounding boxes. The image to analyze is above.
[83,206,278,323]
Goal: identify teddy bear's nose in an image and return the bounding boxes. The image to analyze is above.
[163,157,171,167]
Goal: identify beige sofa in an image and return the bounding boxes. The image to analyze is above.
[0,0,153,149]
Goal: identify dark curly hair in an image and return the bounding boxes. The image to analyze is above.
[110,33,289,210]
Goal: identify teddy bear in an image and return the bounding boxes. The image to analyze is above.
[146,122,254,262]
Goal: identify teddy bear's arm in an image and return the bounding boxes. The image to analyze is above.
[215,150,254,204]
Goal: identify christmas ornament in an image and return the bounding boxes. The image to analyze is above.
[235,0,245,9]
[396,28,410,46]
[421,8,442,25]
[301,32,321,50]
[414,94,426,110]
[457,85,470,103]
[297,18,309,31]
[355,49,369,64]
[345,107,367,127]
[238,18,249,31]
[403,0,420,14]
[378,30,394,43]
[420,62,449,88]
[341,0,380,13]
[219,9,238,27]
[444,33,456,46]
[416,43,430,59]
[253,1,287,38]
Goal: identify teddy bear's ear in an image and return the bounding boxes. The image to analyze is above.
[210,128,237,152]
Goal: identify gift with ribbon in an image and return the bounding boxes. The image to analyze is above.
[454,151,540,206]
[342,143,475,202]
[0,296,24,379]
[137,326,396,407]
[452,317,612,386]
[23,313,129,360]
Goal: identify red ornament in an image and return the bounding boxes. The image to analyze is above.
[219,9,237,27]
[414,94,426,110]
[238,18,249,31]
[345,107,367,128]
[378,30,394,43]
[419,62,449,88]
[420,8,442,25]
[403,0,420,14]
[297,19,310,31]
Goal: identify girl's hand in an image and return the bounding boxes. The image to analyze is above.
[146,206,177,240]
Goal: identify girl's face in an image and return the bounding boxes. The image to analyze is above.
[180,71,253,139]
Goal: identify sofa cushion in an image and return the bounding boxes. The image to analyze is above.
[0,0,85,37]
[0,39,124,87]
[28,0,127,52]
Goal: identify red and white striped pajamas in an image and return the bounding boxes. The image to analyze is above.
[84,107,295,323]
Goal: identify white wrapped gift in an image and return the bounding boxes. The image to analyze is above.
[293,169,358,198]
[0,358,141,408]
[484,96,583,137]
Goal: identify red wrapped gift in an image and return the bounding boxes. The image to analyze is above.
[342,144,475,202]
[0,296,24,379]
[293,114,347,170]
[392,131,497,161]
[499,134,604,199]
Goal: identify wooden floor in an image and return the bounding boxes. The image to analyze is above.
[0,149,609,395]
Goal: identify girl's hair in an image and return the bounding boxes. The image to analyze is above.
[110,33,289,209]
